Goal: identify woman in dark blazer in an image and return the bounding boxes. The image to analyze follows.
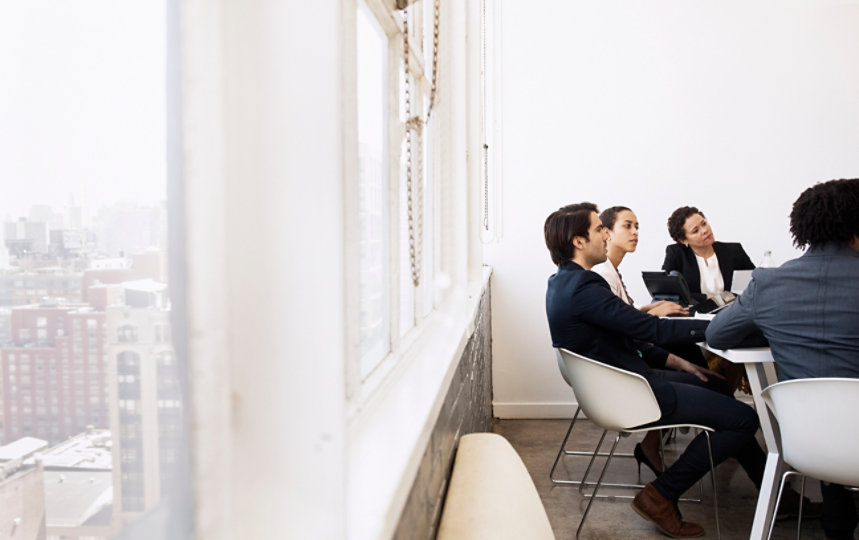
[663,206,754,304]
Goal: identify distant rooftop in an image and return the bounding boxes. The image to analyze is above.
[29,429,112,471]
[0,436,48,461]
[12,300,88,310]
[44,470,113,527]
[122,278,167,293]
[89,258,130,270]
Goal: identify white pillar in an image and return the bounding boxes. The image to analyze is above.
[180,1,347,538]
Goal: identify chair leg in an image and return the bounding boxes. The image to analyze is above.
[695,428,705,502]
[576,433,622,540]
[551,406,633,486]
[795,475,806,540]
[549,409,579,485]
[704,432,721,540]
[664,427,677,444]
[657,430,666,484]
[580,428,707,499]
[579,430,609,497]
[766,470,798,540]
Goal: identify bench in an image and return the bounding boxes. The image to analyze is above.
[436,432,555,540]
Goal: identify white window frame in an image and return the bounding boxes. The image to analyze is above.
[179,1,486,539]
[347,0,439,409]
[343,1,488,538]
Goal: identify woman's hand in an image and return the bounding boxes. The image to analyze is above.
[665,354,727,382]
[641,300,689,317]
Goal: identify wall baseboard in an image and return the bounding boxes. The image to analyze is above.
[492,401,581,419]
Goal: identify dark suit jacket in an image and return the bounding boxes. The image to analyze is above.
[662,241,754,303]
[706,243,859,381]
[546,261,709,416]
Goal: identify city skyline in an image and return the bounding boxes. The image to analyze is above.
[0,3,182,538]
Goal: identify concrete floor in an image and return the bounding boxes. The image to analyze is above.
[494,418,846,540]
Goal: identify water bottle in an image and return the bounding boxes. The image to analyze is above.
[759,250,774,268]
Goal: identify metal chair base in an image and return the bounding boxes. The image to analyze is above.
[575,430,720,540]
[550,406,635,487]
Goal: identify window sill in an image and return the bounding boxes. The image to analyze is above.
[346,266,492,540]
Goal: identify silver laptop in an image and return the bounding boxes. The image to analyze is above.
[731,270,754,294]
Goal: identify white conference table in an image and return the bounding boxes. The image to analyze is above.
[700,343,782,540]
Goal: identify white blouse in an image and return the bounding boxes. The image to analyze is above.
[591,259,634,306]
[694,252,724,298]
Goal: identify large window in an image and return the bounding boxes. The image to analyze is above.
[355,0,438,389]
[0,2,186,538]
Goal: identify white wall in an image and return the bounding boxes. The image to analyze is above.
[487,0,859,418]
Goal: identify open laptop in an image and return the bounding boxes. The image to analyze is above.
[641,270,735,315]
[731,269,754,294]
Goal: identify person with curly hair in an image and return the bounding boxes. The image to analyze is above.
[707,178,859,540]
[663,206,755,304]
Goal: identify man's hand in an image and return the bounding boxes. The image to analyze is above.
[642,300,689,317]
[665,353,727,382]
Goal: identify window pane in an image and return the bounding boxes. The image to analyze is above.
[0,2,186,537]
[424,0,436,86]
[421,118,435,318]
[357,2,391,378]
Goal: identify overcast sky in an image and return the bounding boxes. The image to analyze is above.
[0,1,166,223]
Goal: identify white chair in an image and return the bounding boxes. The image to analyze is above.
[550,350,679,490]
[550,350,638,488]
[556,347,720,539]
[762,378,859,540]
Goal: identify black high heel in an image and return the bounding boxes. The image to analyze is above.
[634,443,663,478]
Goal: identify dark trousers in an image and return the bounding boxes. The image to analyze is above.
[652,367,733,397]
[821,482,858,540]
[647,381,766,501]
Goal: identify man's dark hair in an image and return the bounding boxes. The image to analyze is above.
[789,178,859,249]
[599,206,632,230]
[667,206,704,243]
[544,202,598,266]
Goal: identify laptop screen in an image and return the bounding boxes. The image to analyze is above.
[641,271,694,307]
[731,270,753,294]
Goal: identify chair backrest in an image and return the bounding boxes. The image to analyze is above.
[762,378,859,486]
[555,348,661,432]
[555,348,574,388]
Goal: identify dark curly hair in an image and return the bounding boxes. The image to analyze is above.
[667,206,704,243]
[544,202,599,266]
[789,178,859,249]
[599,206,632,230]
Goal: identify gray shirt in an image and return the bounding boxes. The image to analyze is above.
[706,242,859,381]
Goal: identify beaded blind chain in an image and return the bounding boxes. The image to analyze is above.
[401,0,440,287]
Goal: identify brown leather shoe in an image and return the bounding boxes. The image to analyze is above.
[776,487,823,520]
[632,483,705,538]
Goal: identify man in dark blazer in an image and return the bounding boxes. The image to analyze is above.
[662,206,755,303]
[545,202,769,538]
[707,178,859,540]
